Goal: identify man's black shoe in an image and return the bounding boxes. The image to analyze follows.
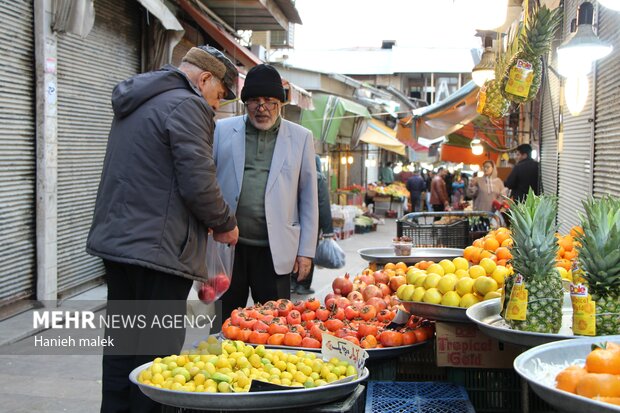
[295,285,315,295]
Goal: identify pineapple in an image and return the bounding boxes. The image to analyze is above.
[501,189,563,333]
[576,196,620,335]
[501,4,561,104]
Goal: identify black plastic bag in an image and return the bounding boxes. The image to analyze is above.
[314,237,346,269]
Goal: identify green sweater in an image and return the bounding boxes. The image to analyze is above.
[236,117,281,246]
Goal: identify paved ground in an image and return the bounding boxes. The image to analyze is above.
[0,219,398,413]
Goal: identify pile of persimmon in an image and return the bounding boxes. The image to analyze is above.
[221,298,433,350]
[461,227,513,266]
[555,341,620,406]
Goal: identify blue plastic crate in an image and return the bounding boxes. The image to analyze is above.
[365,381,476,413]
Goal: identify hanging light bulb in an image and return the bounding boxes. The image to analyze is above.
[340,156,347,165]
[347,155,354,165]
[557,19,593,77]
[598,0,620,11]
[471,132,484,156]
[557,2,613,75]
[472,35,496,86]
[565,75,589,116]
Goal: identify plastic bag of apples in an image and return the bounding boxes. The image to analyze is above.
[196,233,235,304]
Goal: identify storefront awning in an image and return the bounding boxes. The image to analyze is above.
[410,81,480,140]
[283,80,314,110]
[359,119,406,155]
[177,0,262,68]
[300,94,370,144]
[137,0,184,32]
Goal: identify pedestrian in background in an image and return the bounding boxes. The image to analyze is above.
[292,155,334,295]
[406,170,426,213]
[467,160,505,211]
[430,167,450,219]
[504,143,540,201]
[451,172,465,209]
[214,64,318,318]
[86,46,239,413]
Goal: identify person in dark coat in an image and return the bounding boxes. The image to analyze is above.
[86,46,239,413]
[406,171,426,213]
[292,155,334,294]
[504,143,540,202]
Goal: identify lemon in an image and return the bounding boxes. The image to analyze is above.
[441,290,461,307]
[411,286,426,302]
[414,274,427,288]
[439,259,456,274]
[452,257,469,271]
[437,274,458,294]
[454,269,470,279]
[401,284,416,301]
[459,293,481,308]
[426,263,445,276]
[491,265,509,286]
[406,270,425,285]
[468,265,486,279]
[483,291,502,300]
[396,284,408,299]
[422,288,443,304]
[473,276,499,296]
[479,258,497,275]
[423,273,442,289]
[455,277,475,296]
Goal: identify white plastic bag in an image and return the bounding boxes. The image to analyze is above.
[314,237,346,269]
[194,233,235,304]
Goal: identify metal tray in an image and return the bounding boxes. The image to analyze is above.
[466,294,578,347]
[358,247,464,264]
[130,362,370,411]
[400,300,469,323]
[514,335,620,413]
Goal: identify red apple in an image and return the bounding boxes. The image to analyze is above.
[209,273,231,295]
[198,284,216,303]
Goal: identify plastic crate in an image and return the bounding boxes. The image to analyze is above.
[446,368,558,413]
[397,217,469,248]
[396,340,448,382]
[365,381,475,413]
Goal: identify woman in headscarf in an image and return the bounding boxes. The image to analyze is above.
[467,160,505,211]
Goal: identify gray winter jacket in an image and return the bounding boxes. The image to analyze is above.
[86,65,236,281]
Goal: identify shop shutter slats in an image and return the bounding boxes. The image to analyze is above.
[56,0,140,297]
[593,7,620,198]
[540,50,561,198]
[0,0,36,304]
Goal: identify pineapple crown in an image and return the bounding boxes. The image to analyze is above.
[576,196,620,293]
[519,4,562,58]
[508,189,559,279]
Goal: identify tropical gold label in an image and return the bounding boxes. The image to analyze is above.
[570,283,596,336]
[506,274,528,320]
[476,85,487,114]
[505,59,534,98]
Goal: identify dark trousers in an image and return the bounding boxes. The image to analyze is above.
[220,243,290,318]
[432,204,445,221]
[101,260,192,413]
[410,194,422,212]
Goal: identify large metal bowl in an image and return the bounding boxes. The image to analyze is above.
[514,335,620,413]
[358,247,464,265]
[466,295,578,347]
[400,300,469,323]
[130,362,370,411]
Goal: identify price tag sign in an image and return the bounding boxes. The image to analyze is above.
[570,283,596,336]
[506,274,528,321]
[321,333,368,374]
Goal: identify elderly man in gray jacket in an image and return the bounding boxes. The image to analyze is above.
[87,46,238,413]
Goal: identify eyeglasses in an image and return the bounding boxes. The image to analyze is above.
[245,100,279,111]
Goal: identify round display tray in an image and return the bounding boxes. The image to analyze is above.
[514,335,620,413]
[400,300,469,323]
[130,362,370,411]
[466,294,580,348]
[357,247,464,265]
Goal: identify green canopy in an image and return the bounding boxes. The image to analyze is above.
[300,94,370,144]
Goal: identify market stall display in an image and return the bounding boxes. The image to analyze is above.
[513,335,620,413]
[358,247,464,265]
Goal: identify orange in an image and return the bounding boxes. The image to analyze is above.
[557,246,565,258]
[564,249,578,261]
[480,250,496,261]
[558,236,574,252]
[494,228,511,245]
[473,238,484,248]
[395,262,408,272]
[570,226,584,238]
[483,238,500,252]
[495,247,512,261]
[463,247,476,262]
[586,343,620,375]
[556,259,572,271]
[384,262,396,271]
[496,259,508,267]
[556,365,588,394]
[575,373,620,398]
[501,238,514,248]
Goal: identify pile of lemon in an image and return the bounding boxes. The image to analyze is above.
[137,337,357,393]
[396,257,511,308]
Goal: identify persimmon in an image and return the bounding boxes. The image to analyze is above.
[283,332,303,347]
[286,310,302,325]
[252,320,269,331]
[586,343,620,375]
[305,298,320,311]
[239,317,257,330]
[360,305,377,321]
[223,324,240,340]
[267,333,285,346]
[401,331,417,345]
[288,324,306,338]
[343,335,360,346]
[323,319,345,332]
[360,335,378,349]
[268,320,288,335]
[379,330,403,347]
[575,373,620,398]
[248,330,270,345]
[301,309,316,322]
[357,323,379,338]
[237,328,252,342]
[301,336,321,348]
[556,365,588,393]
[315,307,330,321]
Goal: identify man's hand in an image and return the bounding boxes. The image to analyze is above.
[293,256,313,281]
[213,226,239,245]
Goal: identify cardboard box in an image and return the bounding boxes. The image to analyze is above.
[435,322,523,369]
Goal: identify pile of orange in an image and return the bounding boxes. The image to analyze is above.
[555,226,583,271]
[463,227,513,266]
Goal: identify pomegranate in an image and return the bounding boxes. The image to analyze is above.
[366,296,388,311]
[359,274,375,285]
[198,284,216,303]
[324,293,340,308]
[332,273,353,296]
[373,271,389,285]
[347,291,364,303]
[335,296,351,309]
[377,283,391,297]
[362,284,383,302]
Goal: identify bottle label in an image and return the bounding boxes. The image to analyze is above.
[505,59,534,98]
[570,283,596,336]
[506,274,528,320]
[476,85,487,114]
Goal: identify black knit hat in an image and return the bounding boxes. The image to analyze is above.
[241,64,286,102]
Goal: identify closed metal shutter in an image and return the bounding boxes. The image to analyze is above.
[593,6,620,198]
[56,0,140,297]
[540,42,561,199]
[0,0,36,305]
